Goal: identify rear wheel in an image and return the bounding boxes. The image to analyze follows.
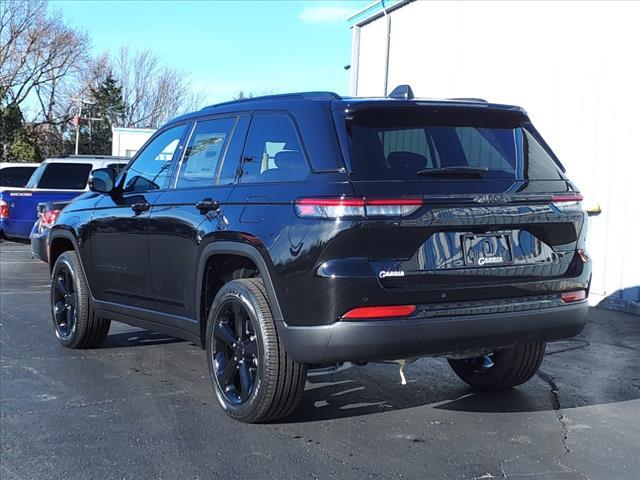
[206,278,307,423]
[448,342,545,391]
[50,251,110,348]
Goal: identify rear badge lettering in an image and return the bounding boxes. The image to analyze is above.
[379,270,405,278]
[477,257,504,266]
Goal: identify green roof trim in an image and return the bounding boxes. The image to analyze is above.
[347,0,408,27]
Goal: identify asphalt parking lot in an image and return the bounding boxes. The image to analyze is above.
[1,240,639,480]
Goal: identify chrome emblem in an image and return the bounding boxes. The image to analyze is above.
[476,194,508,204]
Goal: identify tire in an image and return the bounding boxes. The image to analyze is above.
[206,278,307,423]
[50,250,110,349]
[448,342,545,391]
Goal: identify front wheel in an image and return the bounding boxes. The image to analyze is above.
[206,278,307,423]
[448,342,546,391]
[50,251,110,348]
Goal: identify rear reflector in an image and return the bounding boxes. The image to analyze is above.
[0,200,8,219]
[560,290,587,303]
[343,305,417,319]
[295,197,422,219]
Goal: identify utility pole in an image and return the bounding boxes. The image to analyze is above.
[74,101,82,155]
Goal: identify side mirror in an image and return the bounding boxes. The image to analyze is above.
[88,168,116,194]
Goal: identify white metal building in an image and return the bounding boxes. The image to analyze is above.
[111,127,155,158]
[348,0,639,313]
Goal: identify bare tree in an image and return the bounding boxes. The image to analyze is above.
[1,1,89,111]
[0,0,44,88]
[114,47,203,128]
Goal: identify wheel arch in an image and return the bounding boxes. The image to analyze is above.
[196,241,284,345]
[49,229,80,272]
[48,229,97,300]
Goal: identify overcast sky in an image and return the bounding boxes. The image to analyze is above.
[51,0,368,105]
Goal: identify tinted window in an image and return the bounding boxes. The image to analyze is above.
[239,114,308,183]
[523,130,564,180]
[107,163,126,177]
[0,166,37,187]
[218,116,250,185]
[35,163,93,189]
[381,128,438,169]
[346,108,563,181]
[176,118,235,189]
[122,125,187,192]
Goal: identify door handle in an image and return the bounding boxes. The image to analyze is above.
[195,198,220,213]
[131,201,150,214]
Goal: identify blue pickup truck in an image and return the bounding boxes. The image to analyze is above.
[0,155,127,240]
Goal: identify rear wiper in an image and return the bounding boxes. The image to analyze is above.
[417,166,488,178]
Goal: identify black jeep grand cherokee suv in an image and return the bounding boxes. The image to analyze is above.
[47,89,590,422]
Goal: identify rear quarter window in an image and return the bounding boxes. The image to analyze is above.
[239,114,309,183]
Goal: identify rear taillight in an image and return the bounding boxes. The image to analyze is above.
[560,290,587,303]
[0,200,9,219]
[295,198,365,218]
[343,305,417,320]
[294,197,422,219]
[551,193,583,212]
[40,209,61,229]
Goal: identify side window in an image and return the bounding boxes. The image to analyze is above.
[218,115,250,185]
[122,125,187,192]
[175,117,235,189]
[240,114,308,183]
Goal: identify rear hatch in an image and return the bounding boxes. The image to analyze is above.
[332,103,585,297]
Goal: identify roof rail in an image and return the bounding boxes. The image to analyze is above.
[448,97,489,103]
[201,91,341,111]
[388,84,414,100]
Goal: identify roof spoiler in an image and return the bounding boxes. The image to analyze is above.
[448,97,489,103]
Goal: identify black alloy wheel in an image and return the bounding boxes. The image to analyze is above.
[52,263,77,340]
[206,278,307,423]
[212,298,259,405]
[49,250,111,349]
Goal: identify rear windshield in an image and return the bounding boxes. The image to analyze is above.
[0,166,37,187]
[26,163,93,189]
[344,107,564,181]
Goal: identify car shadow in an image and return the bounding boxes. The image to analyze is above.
[101,330,185,348]
[281,308,640,424]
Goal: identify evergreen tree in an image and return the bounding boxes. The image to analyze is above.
[85,74,125,155]
[0,89,39,162]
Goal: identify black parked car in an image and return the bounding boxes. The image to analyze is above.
[47,87,590,422]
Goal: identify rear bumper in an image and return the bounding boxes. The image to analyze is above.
[278,301,588,364]
[30,229,48,263]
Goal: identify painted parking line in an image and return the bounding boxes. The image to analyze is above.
[1,290,50,294]
[1,261,40,264]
